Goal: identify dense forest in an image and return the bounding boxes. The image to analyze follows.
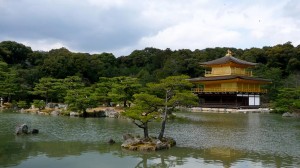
[0,40,299,113]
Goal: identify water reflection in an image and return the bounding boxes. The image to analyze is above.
[1,140,299,168]
[0,111,299,168]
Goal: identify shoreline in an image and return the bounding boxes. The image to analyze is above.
[17,106,123,118]
[188,107,271,113]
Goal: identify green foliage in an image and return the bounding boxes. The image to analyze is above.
[253,65,283,101]
[30,77,63,103]
[58,76,85,102]
[39,48,118,83]
[64,87,98,117]
[92,77,114,106]
[17,101,28,109]
[265,42,296,76]
[147,75,194,99]
[108,76,142,107]
[0,62,23,102]
[136,69,154,85]
[148,75,197,111]
[40,48,75,79]
[148,75,197,139]
[124,75,197,139]
[1,40,300,108]
[283,71,300,88]
[27,51,47,66]
[287,58,300,72]
[32,100,45,110]
[125,93,163,122]
[272,87,300,113]
[94,53,119,77]
[63,76,85,90]
[241,47,266,63]
[0,41,32,64]
[168,91,199,107]
[29,76,85,103]
[2,67,19,102]
[124,93,163,138]
[293,100,300,109]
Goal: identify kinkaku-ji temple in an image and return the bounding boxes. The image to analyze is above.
[189,50,271,109]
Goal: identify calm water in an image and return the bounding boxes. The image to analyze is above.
[0,111,299,168]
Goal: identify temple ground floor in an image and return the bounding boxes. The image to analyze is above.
[196,93,262,109]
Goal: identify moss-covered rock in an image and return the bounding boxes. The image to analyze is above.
[121,134,176,151]
[282,112,300,118]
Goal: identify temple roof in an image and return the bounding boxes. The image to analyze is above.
[200,50,257,67]
[189,75,271,83]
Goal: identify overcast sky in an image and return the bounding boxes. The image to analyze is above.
[1,0,300,56]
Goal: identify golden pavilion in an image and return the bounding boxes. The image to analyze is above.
[189,50,271,108]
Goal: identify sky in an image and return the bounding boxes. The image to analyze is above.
[0,0,300,57]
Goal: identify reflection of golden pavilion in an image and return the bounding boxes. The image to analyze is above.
[204,147,244,168]
[189,50,271,108]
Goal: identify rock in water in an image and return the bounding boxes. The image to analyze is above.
[122,134,134,140]
[282,112,300,118]
[282,112,293,117]
[70,112,79,117]
[16,124,29,135]
[32,129,39,134]
[121,135,176,151]
[50,110,60,116]
[108,138,116,144]
[16,124,39,135]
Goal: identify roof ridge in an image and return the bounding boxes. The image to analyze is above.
[200,55,256,66]
[189,75,271,83]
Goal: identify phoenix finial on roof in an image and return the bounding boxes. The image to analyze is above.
[226,49,232,56]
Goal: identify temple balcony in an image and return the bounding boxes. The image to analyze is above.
[204,69,253,77]
[192,87,267,93]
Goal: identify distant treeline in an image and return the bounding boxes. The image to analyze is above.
[0,41,299,110]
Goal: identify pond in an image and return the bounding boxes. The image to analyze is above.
[0,111,299,168]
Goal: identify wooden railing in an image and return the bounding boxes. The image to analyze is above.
[192,87,267,93]
[204,70,253,77]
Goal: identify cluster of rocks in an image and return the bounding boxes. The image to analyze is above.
[70,108,120,118]
[15,124,39,135]
[20,106,121,118]
[104,108,119,118]
[20,107,62,116]
[121,134,176,151]
[282,112,300,118]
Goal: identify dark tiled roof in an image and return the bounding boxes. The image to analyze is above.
[188,75,271,83]
[200,55,257,66]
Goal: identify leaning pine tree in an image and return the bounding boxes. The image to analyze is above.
[148,75,198,140]
[123,93,163,139]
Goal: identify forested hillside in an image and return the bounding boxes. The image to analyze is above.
[0,41,299,112]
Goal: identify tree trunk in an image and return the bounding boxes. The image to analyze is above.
[158,111,167,140]
[8,94,11,103]
[143,123,149,138]
[158,91,169,140]
[133,121,149,139]
[123,100,127,107]
[45,92,48,105]
[82,109,87,118]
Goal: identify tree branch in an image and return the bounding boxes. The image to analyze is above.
[133,120,145,129]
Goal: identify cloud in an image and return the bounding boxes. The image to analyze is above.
[0,0,148,52]
[86,0,125,9]
[139,21,241,50]
[21,39,66,52]
[0,0,300,56]
[136,0,300,51]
